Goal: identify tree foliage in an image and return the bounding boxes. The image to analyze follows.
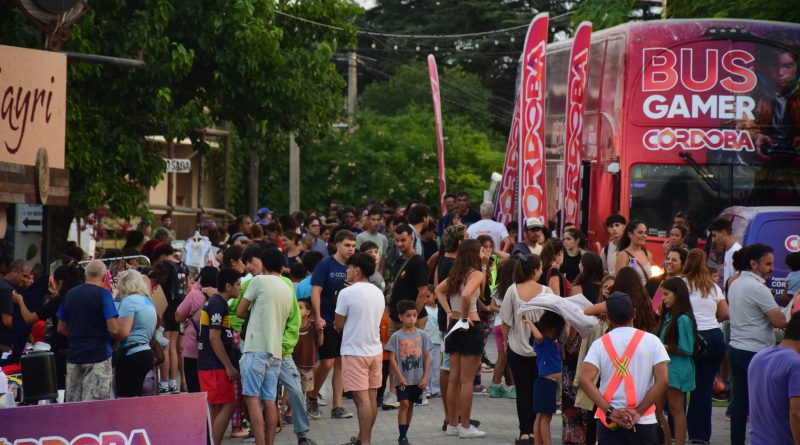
[667,0,800,24]
[292,60,504,212]
[360,1,573,131]
[0,0,359,221]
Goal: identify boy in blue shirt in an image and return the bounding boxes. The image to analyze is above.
[523,311,566,445]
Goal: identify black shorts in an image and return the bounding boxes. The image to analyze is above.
[532,377,558,414]
[396,384,423,403]
[318,324,342,360]
[444,319,484,356]
[162,303,180,332]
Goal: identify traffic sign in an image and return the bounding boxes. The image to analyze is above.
[16,204,43,232]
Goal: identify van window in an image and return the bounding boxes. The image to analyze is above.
[629,163,800,238]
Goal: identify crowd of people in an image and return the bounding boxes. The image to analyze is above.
[1,192,800,445]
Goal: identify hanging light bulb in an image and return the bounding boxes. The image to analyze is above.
[494,40,499,45]
[475,43,480,49]
[416,45,420,51]
[371,42,376,48]
[434,45,439,51]
[510,36,515,42]
[393,44,398,50]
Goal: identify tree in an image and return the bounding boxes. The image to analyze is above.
[299,106,503,211]
[667,0,800,23]
[361,61,494,129]
[360,1,574,131]
[0,1,360,224]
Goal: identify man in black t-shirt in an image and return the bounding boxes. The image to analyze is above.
[0,260,32,352]
[388,225,429,335]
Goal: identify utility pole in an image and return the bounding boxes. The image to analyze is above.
[289,133,300,213]
[348,51,357,117]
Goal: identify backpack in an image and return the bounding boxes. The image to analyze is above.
[167,261,189,303]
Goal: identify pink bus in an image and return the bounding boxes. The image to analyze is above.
[544,19,800,262]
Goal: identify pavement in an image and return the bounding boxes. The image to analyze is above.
[223,331,733,445]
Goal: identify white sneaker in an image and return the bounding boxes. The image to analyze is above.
[459,425,487,439]
[414,393,429,406]
[317,394,328,406]
[445,425,460,437]
[382,392,399,409]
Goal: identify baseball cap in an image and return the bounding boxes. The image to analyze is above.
[257,207,273,218]
[606,291,633,324]
[525,216,545,229]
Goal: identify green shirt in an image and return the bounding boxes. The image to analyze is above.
[231,274,300,358]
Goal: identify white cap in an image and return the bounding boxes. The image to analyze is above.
[525,216,545,229]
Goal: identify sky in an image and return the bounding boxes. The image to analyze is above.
[356,0,376,10]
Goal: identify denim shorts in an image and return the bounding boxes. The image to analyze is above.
[240,352,281,401]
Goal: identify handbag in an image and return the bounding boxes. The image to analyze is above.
[693,331,709,360]
[384,255,415,304]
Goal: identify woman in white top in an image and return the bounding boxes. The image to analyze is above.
[615,220,654,285]
[499,254,553,445]
[683,249,729,444]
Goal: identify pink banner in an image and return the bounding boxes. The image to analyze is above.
[0,393,209,444]
[428,54,447,216]
[495,90,520,226]
[561,22,592,231]
[518,13,549,232]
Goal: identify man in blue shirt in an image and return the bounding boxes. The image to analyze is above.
[57,260,121,402]
[307,230,356,419]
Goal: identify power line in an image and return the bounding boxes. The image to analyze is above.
[274,9,574,40]
[358,34,518,111]
[358,58,513,123]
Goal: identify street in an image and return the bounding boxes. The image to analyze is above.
[224,330,732,445]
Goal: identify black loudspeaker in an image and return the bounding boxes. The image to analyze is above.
[21,351,58,403]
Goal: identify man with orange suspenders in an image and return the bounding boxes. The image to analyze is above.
[578,292,670,444]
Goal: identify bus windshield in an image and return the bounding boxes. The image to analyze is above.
[629,163,800,238]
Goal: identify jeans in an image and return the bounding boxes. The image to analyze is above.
[507,348,538,437]
[429,344,442,395]
[728,346,757,445]
[686,328,725,442]
[279,357,310,439]
[377,359,390,402]
[240,352,281,401]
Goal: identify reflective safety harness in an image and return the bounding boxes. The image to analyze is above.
[594,329,655,428]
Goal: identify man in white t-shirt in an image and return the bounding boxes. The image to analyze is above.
[335,252,385,445]
[708,217,741,287]
[579,292,670,445]
[467,202,509,249]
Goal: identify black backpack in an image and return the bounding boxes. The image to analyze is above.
[167,261,189,303]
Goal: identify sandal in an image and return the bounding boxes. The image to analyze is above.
[230,428,250,438]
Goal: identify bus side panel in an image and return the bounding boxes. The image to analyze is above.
[743,212,800,300]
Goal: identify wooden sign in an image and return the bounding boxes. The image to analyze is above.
[0,44,66,169]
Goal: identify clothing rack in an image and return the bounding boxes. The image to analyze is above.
[78,255,151,266]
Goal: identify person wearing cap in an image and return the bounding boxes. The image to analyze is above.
[511,217,545,256]
[578,291,670,445]
[256,207,273,226]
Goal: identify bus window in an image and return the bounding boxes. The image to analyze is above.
[629,163,800,239]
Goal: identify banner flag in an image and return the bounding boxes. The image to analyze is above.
[561,21,592,232]
[428,54,447,216]
[518,13,549,237]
